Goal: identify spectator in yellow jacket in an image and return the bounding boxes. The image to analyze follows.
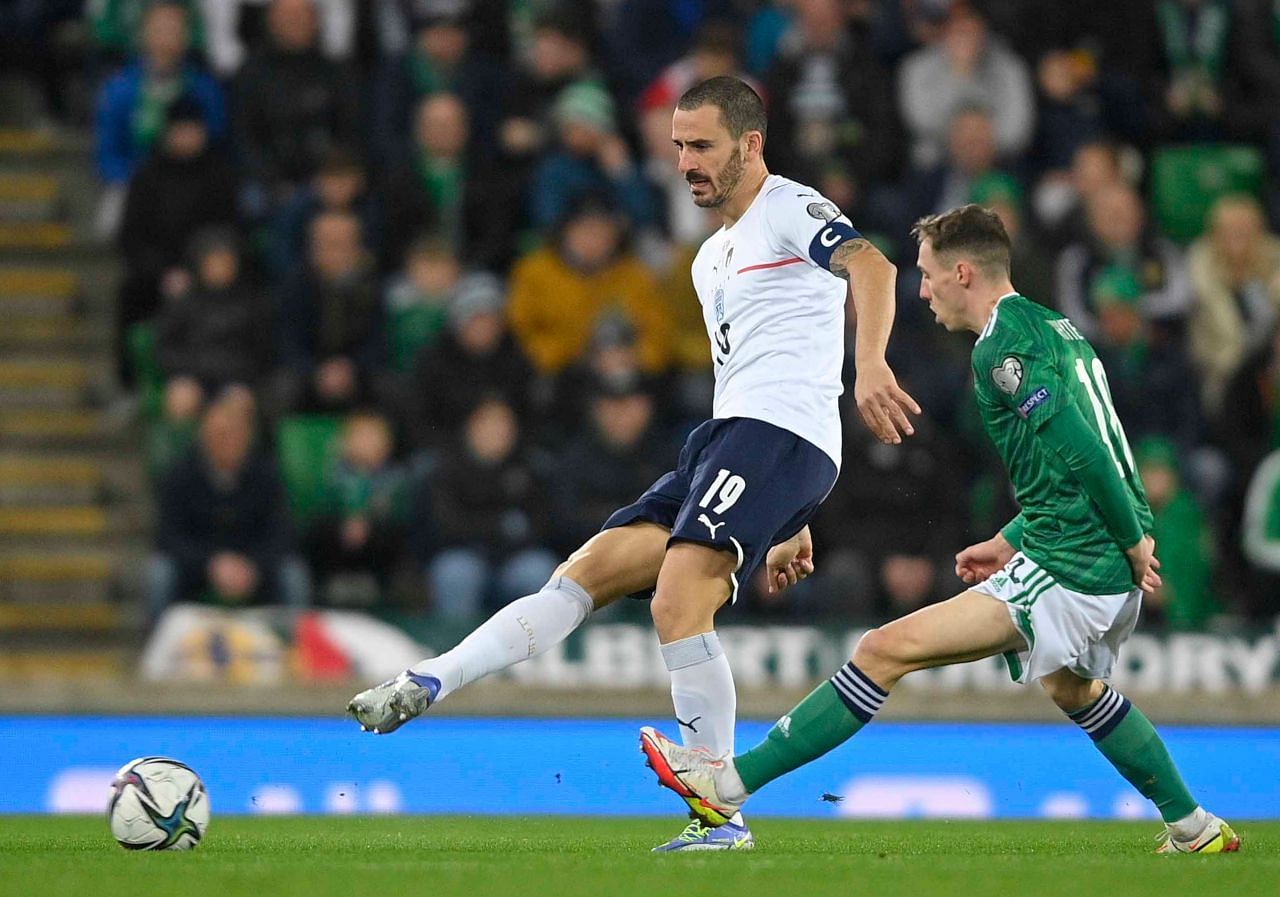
[1188,194,1280,415]
[508,196,673,376]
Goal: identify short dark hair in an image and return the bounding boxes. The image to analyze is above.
[911,204,1011,276]
[677,76,767,143]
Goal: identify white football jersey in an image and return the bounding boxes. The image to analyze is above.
[691,174,857,468]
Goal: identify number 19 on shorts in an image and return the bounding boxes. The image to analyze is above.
[699,469,747,514]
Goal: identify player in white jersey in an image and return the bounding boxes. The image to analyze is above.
[347,76,919,850]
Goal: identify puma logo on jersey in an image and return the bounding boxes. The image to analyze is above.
[698,514,726,538]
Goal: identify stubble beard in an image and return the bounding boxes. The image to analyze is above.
[691,147,746,209]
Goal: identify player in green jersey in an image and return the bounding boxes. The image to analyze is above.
[638,205,1240,854]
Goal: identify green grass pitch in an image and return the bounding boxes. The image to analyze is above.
[1,816,1274,897]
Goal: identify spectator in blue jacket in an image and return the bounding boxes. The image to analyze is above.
[94,1,225,187]
[530,82,655,231]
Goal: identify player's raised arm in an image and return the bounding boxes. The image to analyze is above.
[830,238,921,445]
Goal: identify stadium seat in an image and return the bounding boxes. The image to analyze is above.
[387,305,442,374]
[275,414,343,522]
[1149,144,1265,242]
[126,321,163,419]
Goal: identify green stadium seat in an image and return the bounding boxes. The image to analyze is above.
[126,321,163,419]
[144,418,195,481]
[1149,144,1265,242]
[276,414,343,522]
[387,305,445,374]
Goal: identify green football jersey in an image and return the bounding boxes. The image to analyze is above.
[971,294,1154,594]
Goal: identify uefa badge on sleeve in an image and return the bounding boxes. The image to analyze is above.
[991,356,1023,395]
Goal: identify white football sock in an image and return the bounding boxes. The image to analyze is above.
[1168,806,1210,841]
[410,576,593,702]
[716,760,750,806]
[661,631,746,825]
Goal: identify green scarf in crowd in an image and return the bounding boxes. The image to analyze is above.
[1157,0,1231,80]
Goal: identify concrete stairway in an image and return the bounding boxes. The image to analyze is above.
[0,122,147,680]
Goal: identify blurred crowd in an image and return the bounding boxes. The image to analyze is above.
[10,0,1280,630]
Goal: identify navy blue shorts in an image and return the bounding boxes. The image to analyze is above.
[602,417,838,600]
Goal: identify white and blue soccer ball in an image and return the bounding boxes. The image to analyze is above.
[107,757,210,850]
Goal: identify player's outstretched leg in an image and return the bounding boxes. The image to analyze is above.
[640,657,888,827]
[1041,669,1240,855]
[349,525,667,733]
[642,590,1023,824]
[650,543,754,851]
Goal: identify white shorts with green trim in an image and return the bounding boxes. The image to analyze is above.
[970,552,1142,684]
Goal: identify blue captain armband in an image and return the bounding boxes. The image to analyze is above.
[808,221,861,270]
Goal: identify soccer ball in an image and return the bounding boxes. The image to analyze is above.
[107,757,210,850]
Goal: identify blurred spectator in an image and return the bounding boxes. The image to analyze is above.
[508,197,673,376]
[116,95,237,385]
[637,22,759,120]
[1227,0,1280,202]
[156,228,272,425]
[2,1,84,124]
[147,394,309,622]
[270,146,380,285]
[415,397,557,616]
[1137,438,1218,631]
[764,0,900,216]
[384,236,459,374]
[277,210,384,412]
[551,375,668,553]
[1029,48,1108,173]
[89,0,206,63]
[1188,195,1280,416]
[94,2,225,231]
[897,5,1034,169]
[232,0,359,211]
[500,12,600,163]
[407,272,534,450]
[547,314,667,446]
[1089,266,1203,456]
[1152,0,1232,141]
[1032,138,1130,252]
[606,0,729,103]
[1218,325,1280,481]
[888,106,1012,244]
[201,0,361,77]
[461,0,540,60]
[304,410,409,605]
[380,92,520,273]
[530,82,656,230]
[1010,0,1160,91]
[1242,446,1280,616]
[810,411,964,621]
[1056,182,1191,339]
[980,181,1056,310]
[743,0,793,76]
[372,0,508,166]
